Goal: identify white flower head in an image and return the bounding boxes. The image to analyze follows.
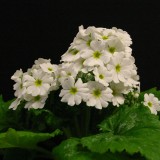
[11,69,23,82]
[86,82,113,109]
[81,40,110,67]
[112,27,132,47]
[32,58,51,70]
[109,82,126,106]
[59,76,89,106]
[23,69,53,96]
[24,94,48,110]
[107,52,133,83]
[61,47,82,62]
[93,28,116,41]
[58,65,78,84]
[143,93,160,115]
[106,38,125,56]
[93,66,112,86]
[40,63,58,74]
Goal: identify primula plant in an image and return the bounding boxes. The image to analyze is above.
[1,26,160,160]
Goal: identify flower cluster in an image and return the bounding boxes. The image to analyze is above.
[9,58,59,110]
[59,25,140,108]
[9,25,160,114]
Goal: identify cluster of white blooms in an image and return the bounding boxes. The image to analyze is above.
[143,93,160,115]
[59,25,140,109]
[9,58,59,110]
[9,25,141,110]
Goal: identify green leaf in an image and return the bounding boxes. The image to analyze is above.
[0,96,13,131]
[81,104,160,160]
[0,128,61,149]
[0,96,25,132]
[52,138,142,160]
[27,109,63,132]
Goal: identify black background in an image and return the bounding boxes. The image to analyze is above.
[0,0,160,101]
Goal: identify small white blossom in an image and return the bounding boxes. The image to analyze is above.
[107,53,133,83]
[81,40,110,67]
[40,63,58,74]
[24,95,48,110]
[143,93,160,115]
[109,82,126,106]
[93,66,112,86]
[59,77,89,106]
[86,82,113,109]
[23,69,53,96]
[106,38,125,56]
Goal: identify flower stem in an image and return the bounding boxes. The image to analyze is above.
[84,107,91,136]
[73,115,81,137]
[62,127,72,138]
[34,146,53,159]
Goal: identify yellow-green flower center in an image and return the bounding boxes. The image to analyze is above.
[70,87,78,95]
[34,95,41,101]
[69,48,79,55]
[102,35,108,40]
[93,89,101,98]
[35,79,42,86]
[87,39,92,46]
[67,72,72,76]
[148,102,152,107]
[115,64,121,73]
[93,51,102,59]
[108,47,116,54]
[99,74,104,79]
[48,68,53,71]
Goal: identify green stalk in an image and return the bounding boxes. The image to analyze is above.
[62,127,72,138]
[73,115,81,137]
[83,107,91,136]
[34,146,53,159]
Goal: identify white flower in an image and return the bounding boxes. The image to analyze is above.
[32,58,51,70]
[61,47,82,62]
[106,38,125,56]
[86,82,113,109]
[13,80,26,98]
[24,95,48,110]
[34,58,51,65]
[40,63,58,74]
[143,93,160,115]
[109,82,126,106]
[11,70,26,98]
[59,77,89,106]
[93,66,112,86]
[23,69,53,96]
[107,53,133,83]
[72,25,94,50]
[93,28,116,41]
[112,27,132,47]
[58,65,78,84]
[81,40,110,66]
[11,69,23,82]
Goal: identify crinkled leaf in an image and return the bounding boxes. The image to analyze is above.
[0,96,14,131]
[0,96,25,132]
[0,128,61,149]
[81,104,160,160]
[52,138,142,160]
[28,109,63,132]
